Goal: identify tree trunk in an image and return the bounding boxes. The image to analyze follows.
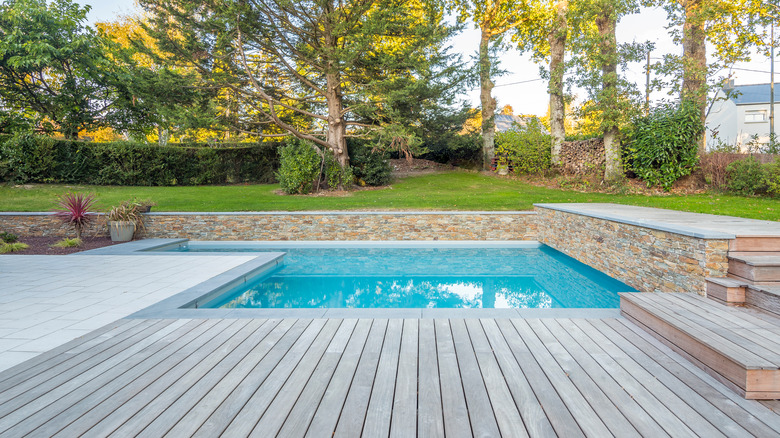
[479,30,497,171]
[548,0,568,166]
[325,71,349,187]
[682,0,707,153]
[596,5,622,181]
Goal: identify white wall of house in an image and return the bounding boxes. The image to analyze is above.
[706,89,779,151]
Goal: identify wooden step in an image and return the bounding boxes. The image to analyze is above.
[620,292,780,399]
[728,255,780,283]
[746,285,780,317]
[730,236,780,252]
[705,277,747,305]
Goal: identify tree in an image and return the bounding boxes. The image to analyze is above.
[569,0,646,181]
[514,0,569,166]
[0,0,137,139]
[452,0,524,169]
[140,0,455,179]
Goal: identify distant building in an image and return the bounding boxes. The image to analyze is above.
[707,82,778,150]
[494,114,534,132]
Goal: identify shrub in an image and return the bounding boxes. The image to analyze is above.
[495,118,552,174]
[0,231,17,243]
[0,242,28,253]
[624,100,704,190]
[53,193,97,239]
[324,154,354,190]
[726,156,768,196]
[52,238,82,248]
[277,140,322,194]
[349,143,392,186]
[699,153,744,189]
[763,158,780,196]
[0,135,281,185]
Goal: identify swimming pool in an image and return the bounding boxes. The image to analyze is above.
[157,242,635,309]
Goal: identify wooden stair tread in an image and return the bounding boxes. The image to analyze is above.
[728,255,780,266]
[705,277,748,288]
[620,293,780,369]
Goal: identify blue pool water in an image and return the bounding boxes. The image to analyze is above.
[163,244,635,309]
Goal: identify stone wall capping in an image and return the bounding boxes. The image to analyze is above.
[534,203,737,239]
[0,211,537,216]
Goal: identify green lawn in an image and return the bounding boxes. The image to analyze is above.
[2,171,778,221]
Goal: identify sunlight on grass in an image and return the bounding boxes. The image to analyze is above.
[1,171,778,221]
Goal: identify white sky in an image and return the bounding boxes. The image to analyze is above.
[82,0,774,117]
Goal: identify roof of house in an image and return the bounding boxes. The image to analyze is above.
[725,83,776,105]
[494,114,528,132]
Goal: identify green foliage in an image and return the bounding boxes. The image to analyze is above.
[349,142,393,187]
[624,100,704,190]
[0,231,17,243]
[51,237,82,248]
[0,0,139,138]
[277,140,322,195]
[324,154,354,190]
[495,119,552,174]
[765,159,780,197]
[0,242,28,253]
[0,135,280,185]
[726,156,768,196]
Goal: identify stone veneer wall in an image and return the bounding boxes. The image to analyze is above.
[534,206,730,295]
[0,212,538,241]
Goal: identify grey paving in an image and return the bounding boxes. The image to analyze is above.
[0,255,256,372]
[535,203,780,238]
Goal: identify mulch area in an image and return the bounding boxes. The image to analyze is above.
[5,236,121,255]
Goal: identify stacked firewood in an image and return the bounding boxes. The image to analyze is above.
[559,138,604,175]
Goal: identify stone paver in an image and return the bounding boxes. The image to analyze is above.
[0,254,256,372]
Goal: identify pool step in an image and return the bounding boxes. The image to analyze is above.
[705,277,747,305]
[620,292,780,399]
[730,236,780,252]
[727,254,780,283]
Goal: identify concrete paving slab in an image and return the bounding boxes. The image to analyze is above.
[0,254,258,372]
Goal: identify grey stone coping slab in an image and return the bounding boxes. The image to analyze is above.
[154,240,543,251]
[533,203,780,239]
[0,210,536,216]
[76,238,189,255]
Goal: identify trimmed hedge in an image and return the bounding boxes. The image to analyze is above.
[0,134,281,185]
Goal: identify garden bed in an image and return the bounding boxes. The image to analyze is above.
[4,236,121,255]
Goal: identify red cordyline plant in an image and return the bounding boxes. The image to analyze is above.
[53,193,97,239]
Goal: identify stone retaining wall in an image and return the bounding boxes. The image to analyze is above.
[534,206,730,295]
[0,212,538,241]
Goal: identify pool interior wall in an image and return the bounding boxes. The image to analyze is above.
[143,240,636,311]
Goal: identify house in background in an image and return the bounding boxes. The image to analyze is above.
[706,82,778,150]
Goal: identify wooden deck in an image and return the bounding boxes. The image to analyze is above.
[0,317,779,437]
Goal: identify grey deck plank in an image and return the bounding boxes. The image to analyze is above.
[464,319,528,438]
[8,319,202,437]
[480,319,557,438]
[0,318,141,387]
[281,319,372,438]
[434,319,472,438]
[416,318,444,438]
[73,319,243,437]
[249,319,356,437]
[589,318,762,438]
[333,319,388,437]
[527,319,642,438]
[507,319,612,437]
[449,319,501,438]
[610,318,780,436]
[0,319,180,431]
[191,319,313,438]
[218,318,334,437]
[163,319,297,438]
[626,294,777,367]
[486,318,581,438]
[0,319,165,404]
[362,318,403,438]
[126,319,274,437]
[389,319,418,438]
[665,293,780,360]
[539,319,670,438]
[49,319,223,438]
[571,318,728,438]
[305,319,380,438]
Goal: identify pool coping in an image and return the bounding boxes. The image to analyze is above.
[103,238,627,319]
